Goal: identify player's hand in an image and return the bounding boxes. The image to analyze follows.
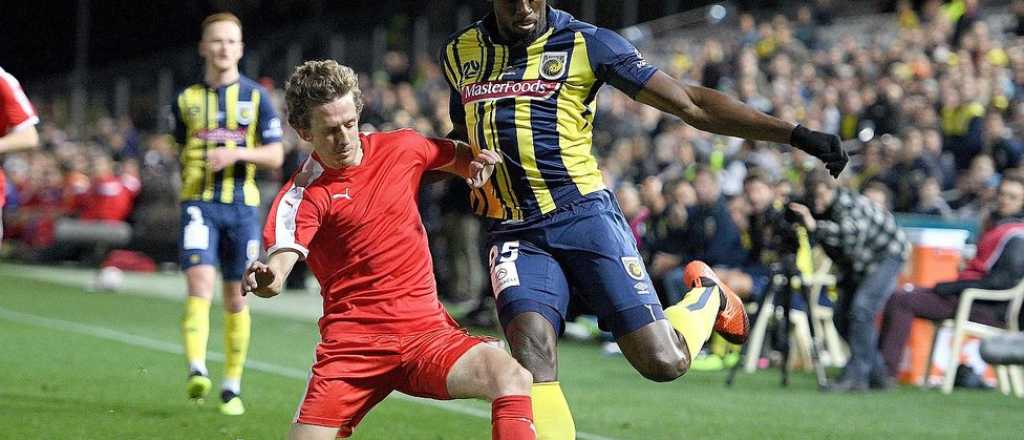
[243,261,278,298]
[208,147,240,172]
[789,125,848,178]
[467,149,502,188]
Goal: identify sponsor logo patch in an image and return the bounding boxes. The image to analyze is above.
[462,60,481,78]
[461,80,560,105]
[195,128,248,143]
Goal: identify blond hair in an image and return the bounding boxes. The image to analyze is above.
[285,60,364,130]
[201,12,242,38]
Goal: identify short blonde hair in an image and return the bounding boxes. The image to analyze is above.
[201,12,242,38]
[285,60,364,130]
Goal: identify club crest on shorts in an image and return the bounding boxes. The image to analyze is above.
[540,52,568,80]
[621,256,646,281]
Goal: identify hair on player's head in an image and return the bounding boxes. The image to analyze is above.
[284,60,364,130]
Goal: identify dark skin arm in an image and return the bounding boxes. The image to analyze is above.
[636,72,794,143]
[636,71,848,177]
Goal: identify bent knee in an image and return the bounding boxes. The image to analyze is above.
[482,350,534,398]
[505,314,558,379]
[493,364,534,397]
[639,354,688,382]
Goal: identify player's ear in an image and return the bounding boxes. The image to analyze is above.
[297,127,313,142]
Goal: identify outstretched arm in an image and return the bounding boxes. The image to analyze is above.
[242,250,301,298]
[635,71,848,177]
[0,125,39,154]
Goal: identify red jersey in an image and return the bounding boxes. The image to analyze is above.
[264,129,459,336]
[77,175,139,222]
[0,67,37,137]
[0,67,39,206]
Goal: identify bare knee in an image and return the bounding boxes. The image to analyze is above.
[488,358,534,399]
[222,282,246,313]
[505,313,558,382]
[289,422,339,440]
[640,351,689,382]
[185,266,216,300]
[618,320,690,382]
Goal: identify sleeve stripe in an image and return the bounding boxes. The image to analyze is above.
[0,69,37,119]
[271,157,324,259]
[985,230,1024,271]
[442,43,458,87]
[9,116,40,132]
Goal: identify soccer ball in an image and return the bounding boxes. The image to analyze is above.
[94,267,125,292]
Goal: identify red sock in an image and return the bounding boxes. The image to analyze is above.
[492,395,535,440]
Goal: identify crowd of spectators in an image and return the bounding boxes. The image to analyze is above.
[5,1,1024,319]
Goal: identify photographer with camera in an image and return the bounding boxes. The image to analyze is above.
[788,170,911,392]
[708,171,804,305]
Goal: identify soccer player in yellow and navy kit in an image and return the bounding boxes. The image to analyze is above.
[442,1,848,438]
[171,12,284,416]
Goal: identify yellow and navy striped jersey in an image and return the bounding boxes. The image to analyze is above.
[171,75,282,206]
[441,7,657,220]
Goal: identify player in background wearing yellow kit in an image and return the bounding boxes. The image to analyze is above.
[170,12,284,416]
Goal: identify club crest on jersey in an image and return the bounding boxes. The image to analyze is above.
[540,52,568,80]
[621,256,646,281]
[236,101,253,125]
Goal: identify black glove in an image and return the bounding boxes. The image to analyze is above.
[790,125,848,178]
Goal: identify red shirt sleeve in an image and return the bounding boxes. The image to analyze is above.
[264,175,325,259]
[401,129,457,171]
[0,69,38,134]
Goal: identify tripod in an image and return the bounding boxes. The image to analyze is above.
[725,257,829,390]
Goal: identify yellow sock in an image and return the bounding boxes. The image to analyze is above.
[664,286,722,359]
[182,296,211,374]
[531,382,576,440]
[223,306,251,390]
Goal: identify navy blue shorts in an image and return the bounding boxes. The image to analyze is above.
[179,201,261,281]
[487,190,664,339]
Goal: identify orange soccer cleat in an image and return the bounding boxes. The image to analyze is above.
[683,261,749,344]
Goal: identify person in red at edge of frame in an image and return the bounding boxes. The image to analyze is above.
[243,60,536,440]
[0,66,42,239]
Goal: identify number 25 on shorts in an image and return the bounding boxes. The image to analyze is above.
[489,241,521,298]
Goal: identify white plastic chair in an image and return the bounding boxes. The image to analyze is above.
[937,278,1024,396]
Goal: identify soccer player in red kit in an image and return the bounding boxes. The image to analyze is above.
[243,60,535,440]
[0,66,41,238]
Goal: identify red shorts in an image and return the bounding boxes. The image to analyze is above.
[294,325,492,437]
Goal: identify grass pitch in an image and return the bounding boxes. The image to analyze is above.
[0,264,1019,439]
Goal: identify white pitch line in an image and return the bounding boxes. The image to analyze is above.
[0,306,618,440]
